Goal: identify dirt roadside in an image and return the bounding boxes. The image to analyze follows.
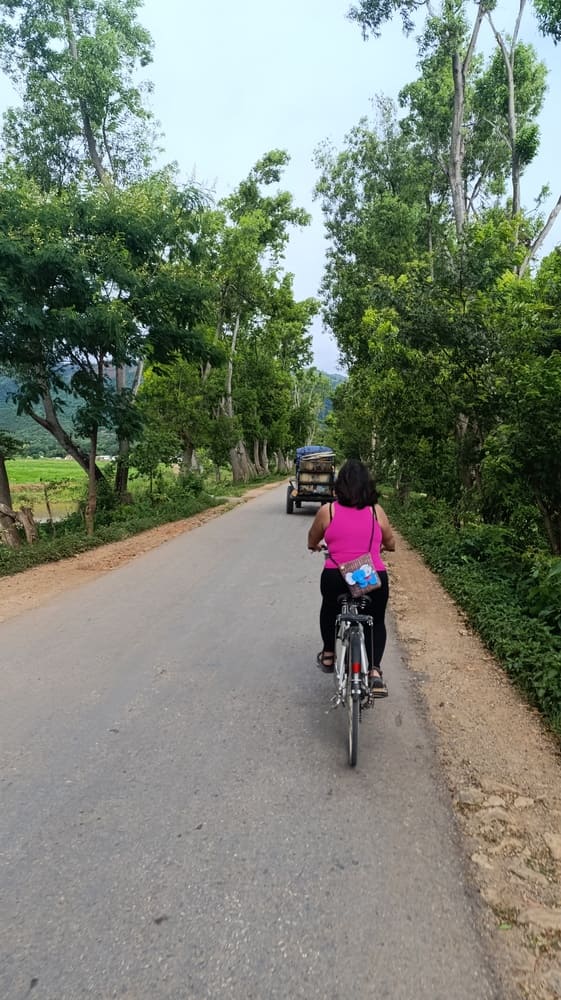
[2,486,561,998]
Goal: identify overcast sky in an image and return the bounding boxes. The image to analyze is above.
[1,1,559,372]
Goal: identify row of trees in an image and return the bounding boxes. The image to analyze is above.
[319,0,561,554]
[0,1,328,544]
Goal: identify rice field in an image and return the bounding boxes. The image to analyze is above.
[5,458,102,485]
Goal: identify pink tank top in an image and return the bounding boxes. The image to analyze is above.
[324,503,386,572]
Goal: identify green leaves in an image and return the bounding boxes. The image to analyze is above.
[348,0,423,38]
[534,0,561,42]
[386,493,561,730]
[0,0,156,188]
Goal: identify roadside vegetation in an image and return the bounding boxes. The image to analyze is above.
[0,458,286,578]
[384,494,561,733]
[0,3,330,551]
[317,1,561,731]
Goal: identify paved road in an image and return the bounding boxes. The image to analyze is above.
[1,486,501,1000]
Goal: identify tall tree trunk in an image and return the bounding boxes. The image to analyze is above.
[229,441,255,483]
[274,450,290,474]
[229,442,247,483]
[487,5,526,219]
[253,439,265,475]
[27,390,105,481]
[223,315,255,483]
[114,364,128,496]
[449,8,485,237]
[426,197,435,280]
[449,51,466,237]
[17,507,38,544]
[260,440,269,474]
[114,359,144,498]
[181,440,195,473]
[224,314,240,420]
[85,426,98,536]
[62,3,112,190]
[0,503,38,545]
[0,455,21,547]
[535,496,561,556]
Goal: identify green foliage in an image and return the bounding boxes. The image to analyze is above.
[0,486,220,577]
[0,428,22,459]
[0,0,156,189]
[385,494,561,730]
[534,0,561,42]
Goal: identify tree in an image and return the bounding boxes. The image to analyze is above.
[0,169,213,531]
[0,0,155,190]
[348,0,557,258]
[197,151,313,482]
[0,0,171,503]
[0,430,22,546]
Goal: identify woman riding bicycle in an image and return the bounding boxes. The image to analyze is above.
[307,459,395,696]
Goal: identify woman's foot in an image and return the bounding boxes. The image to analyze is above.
[368,668,388,697]
[316,650,335,673]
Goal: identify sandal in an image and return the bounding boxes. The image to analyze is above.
[316,651,335,673]
[369,669,389,697]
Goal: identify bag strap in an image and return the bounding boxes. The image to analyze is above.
[367,508,375,550]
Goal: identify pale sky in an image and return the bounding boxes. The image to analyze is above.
[1,1,559,372]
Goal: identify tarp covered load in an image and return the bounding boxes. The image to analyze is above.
[295,445,335,470]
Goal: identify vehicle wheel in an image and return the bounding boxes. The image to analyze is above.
[347,634,361,767]
[286,487,294,514]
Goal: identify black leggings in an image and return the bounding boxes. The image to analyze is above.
[319,568,389,668]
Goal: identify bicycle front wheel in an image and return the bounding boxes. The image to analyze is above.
[347,633,361,767]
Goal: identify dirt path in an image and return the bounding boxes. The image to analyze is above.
[2,489,561,998]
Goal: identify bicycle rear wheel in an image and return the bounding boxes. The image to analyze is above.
[347,633,361,767]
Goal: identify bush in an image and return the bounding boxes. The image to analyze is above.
[0,489,221,578]
[385,494,561,733]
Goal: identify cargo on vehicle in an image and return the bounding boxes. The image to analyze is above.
[286,446,336,514]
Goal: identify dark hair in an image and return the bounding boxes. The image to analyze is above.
[335,459,379,508]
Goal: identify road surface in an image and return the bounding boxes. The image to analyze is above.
[0,486,501,999]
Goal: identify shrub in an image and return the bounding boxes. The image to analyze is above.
[385,494,561,733]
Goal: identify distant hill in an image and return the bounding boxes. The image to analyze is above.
[325,372,346,387]
[0,373,117,457]
[1,367,347,457]
[320,371,346,421]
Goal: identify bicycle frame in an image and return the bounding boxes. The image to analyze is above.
[333,598,374,709]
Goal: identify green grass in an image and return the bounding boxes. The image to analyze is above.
[6,457,106,485]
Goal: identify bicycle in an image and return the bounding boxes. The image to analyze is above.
[332,592,377,767]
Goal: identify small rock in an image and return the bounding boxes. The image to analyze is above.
[484,795,507,808]
[457,788,485,807]
[513,796,534,809]
[517,904,561,932]
[543,833,561,862]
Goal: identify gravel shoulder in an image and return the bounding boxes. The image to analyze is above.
[388,540,561,1000]
[3,487,561,998]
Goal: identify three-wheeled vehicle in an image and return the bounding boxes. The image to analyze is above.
[286,445,336,514]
